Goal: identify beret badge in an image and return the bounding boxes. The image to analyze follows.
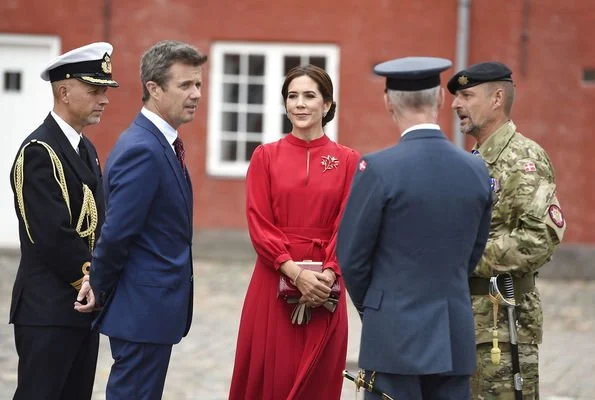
[458,75,469,85]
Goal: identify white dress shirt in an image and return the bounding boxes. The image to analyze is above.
[51,111,82,153]
[401,123,441,137]
[140,107,177,152]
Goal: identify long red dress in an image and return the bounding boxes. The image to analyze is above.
[229,133,359,400]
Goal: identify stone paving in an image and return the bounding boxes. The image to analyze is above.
[0,255,594,399]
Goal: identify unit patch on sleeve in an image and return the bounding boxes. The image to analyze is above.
[359,160,367,172]
[548,204,565,228]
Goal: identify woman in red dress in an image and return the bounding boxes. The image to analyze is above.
[229,64,359,400]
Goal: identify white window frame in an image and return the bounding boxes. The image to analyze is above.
[207,42,340,178]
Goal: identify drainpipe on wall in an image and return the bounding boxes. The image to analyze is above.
[452,0,471,148]
[103,0,112,42]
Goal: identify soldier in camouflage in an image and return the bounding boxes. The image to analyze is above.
[448,62,566,400]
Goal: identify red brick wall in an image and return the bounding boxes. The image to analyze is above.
[1,0,592,243]
[463,0,594,243]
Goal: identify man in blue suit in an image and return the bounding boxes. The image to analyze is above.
[75,40,207,399]
[337,57,492,400]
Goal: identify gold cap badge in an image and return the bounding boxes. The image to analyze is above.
[101,54,112,74]
[458,75,469,85]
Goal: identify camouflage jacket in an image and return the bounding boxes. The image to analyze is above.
[471,121,566,345]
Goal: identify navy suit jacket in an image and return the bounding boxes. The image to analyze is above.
[338,129,491,376]
[90,112,194,345]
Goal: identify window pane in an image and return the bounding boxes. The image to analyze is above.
[248,55,265,76]
[247,84,264,104]
[224,54,240,75]
[247,113,263,133]
[220,140,238,161]
[222,112,238,132]
[309,57,326,70]
[223,83,239,103]
[4,71,22,92]
[583,68,595,83]
[284,56,300,74]
[282,114,292,134]
[246,141,261,161]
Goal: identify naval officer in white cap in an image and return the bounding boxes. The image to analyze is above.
[338,57,492,399]
[9,42,118,400]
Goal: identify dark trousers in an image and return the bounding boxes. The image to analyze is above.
[106,337,173,400]
[13,324,99,400]
[364,372,471,400]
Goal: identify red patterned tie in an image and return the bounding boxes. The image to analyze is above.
[173,137,186,171]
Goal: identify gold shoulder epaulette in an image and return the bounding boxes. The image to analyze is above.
[13,140,71,243]
[13,140,98,251]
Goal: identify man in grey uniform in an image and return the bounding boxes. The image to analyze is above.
[338,57,492,400]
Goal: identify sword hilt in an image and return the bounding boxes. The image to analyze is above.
[499,273,516,304]
[343,370,395,400]
[489,273,516,307]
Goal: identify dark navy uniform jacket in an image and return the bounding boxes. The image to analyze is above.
[338,128,491,376]
[9,113,105,328]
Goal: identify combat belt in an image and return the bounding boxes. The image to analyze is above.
[13,140,98,289]
[469,273,535,304]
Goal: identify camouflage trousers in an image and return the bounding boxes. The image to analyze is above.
[472,342,539,400]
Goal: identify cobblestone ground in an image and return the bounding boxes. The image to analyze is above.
[0,255,594,399]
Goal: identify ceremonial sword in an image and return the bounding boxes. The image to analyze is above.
[489,273,524,400]
[343,370,395,400]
